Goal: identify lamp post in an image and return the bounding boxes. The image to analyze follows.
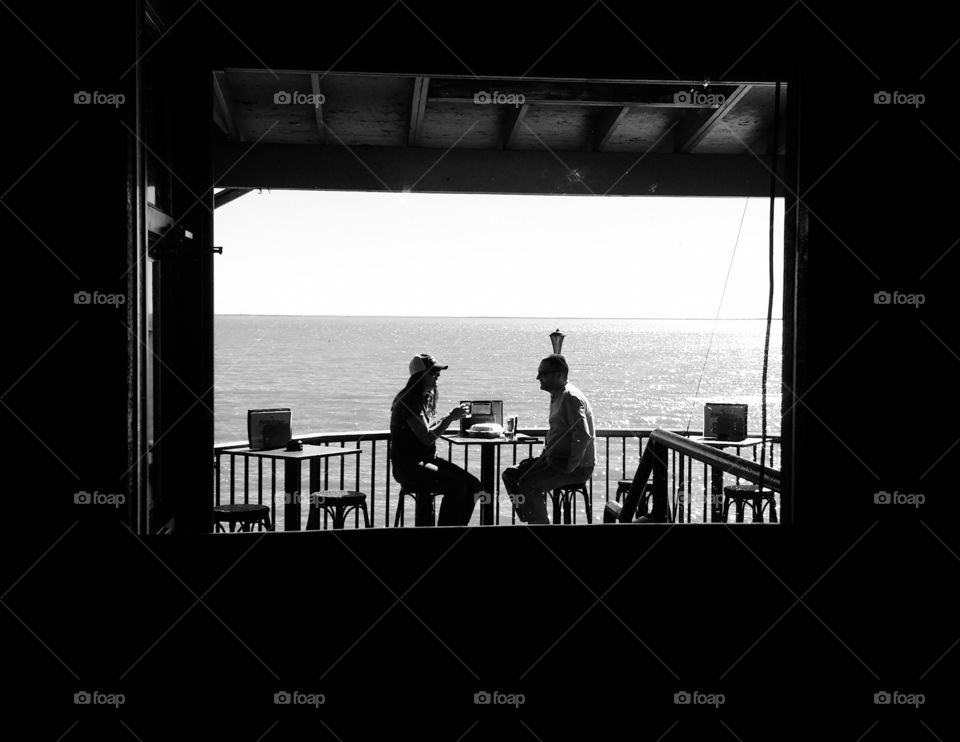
[549,328,566,355]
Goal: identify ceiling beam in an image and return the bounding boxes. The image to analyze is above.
[427,78,745,109]
[310,73,326,145]
[501,103,530,150]
[674,84,752,153]
[214,140,787,197]
[434,96,721,109]
[408,76,430,146]
[226,67,783,89]
[593,106,630,151]
[213,71,242,142]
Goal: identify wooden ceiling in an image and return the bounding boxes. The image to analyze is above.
[213,70,787,156]
[212,70,788,196]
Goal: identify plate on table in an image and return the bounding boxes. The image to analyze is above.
[466,423,504,438]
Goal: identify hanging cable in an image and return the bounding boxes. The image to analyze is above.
[684,197,751,437]
[758,80,782,497]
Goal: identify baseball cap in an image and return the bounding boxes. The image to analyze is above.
[409,353,449,375]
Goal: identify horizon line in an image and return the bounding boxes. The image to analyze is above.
[214,313,784,320]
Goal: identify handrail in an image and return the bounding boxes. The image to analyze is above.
[214,427,782,451]
[213,427,783,528]
[618,428,781,522]
[215,430,393,450]
[651,429,782,491]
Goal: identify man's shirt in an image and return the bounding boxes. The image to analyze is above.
[545,382,596,469]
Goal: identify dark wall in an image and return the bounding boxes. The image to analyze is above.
[2,1,957,738]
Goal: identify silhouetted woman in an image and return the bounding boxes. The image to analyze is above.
[390,353,481,525]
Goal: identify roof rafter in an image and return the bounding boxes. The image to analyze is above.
[408,76,430,147]
[593,106,631,151]
[501,103,530,150]
[674,84,752,153]
[310,73,326,145]
[213,71,242,142]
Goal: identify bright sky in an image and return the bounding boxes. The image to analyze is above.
[213,190,784,319]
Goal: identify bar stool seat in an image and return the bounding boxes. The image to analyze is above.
[213,503,272,532]
[722,484,778,523]
[549,482,591,524]
[306,491,371,530]
[394,488,442,527]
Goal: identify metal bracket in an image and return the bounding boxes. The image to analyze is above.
[148,226,222,259]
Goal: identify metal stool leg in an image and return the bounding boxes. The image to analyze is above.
[550,490,562,524]
[394,494,405,527]
[582,487,592,524]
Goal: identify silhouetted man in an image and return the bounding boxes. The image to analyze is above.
[502,354,595,524]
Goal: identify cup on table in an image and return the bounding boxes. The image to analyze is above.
[461,402,472,418]
[504,415,518,439]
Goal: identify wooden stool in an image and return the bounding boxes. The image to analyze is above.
[549,482,591,524]
[213,503,272,532]
[394,489,441,527]
[306,491,371,529]
[722,484,778,523]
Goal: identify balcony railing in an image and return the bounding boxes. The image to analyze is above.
[214,429,781,530]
